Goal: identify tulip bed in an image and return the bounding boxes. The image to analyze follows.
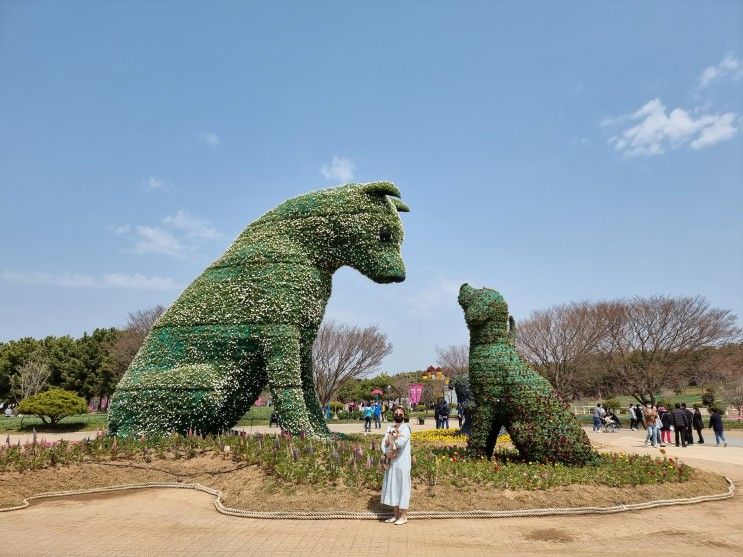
[0,432,692,494]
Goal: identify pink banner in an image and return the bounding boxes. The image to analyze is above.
[409,383,423,405]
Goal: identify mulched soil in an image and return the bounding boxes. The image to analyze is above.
[0,454,730,513]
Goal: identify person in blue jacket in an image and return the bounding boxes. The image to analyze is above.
[373,401,382,429]
[709,408,727,447]
[363,402,373,432]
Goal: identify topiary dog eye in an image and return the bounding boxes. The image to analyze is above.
[379,228,393,242]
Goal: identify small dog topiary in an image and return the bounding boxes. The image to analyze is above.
[458,284,597,465]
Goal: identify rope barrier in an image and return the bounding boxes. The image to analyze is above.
[0,476,735,519]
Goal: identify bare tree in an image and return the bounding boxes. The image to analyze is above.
[435,343,469,376]
[596,296,741,404]
[312,321,392,406]
[125,306,167,337]
[695,343,743,389]
[10,354,51,401]
[711,343,743,415]
[387,373,412,404]
[515,302,606,399]
[104,305,166,388]
[420,377,447,408]
[720,378,743,416]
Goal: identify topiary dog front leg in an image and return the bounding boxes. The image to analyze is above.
[470,400,496,457]
[262,325,314,435]
[299,338,331,435]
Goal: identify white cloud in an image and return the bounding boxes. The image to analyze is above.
[202,132,221,147]
[599,115,626,128]
[1,270,179,290]
[689,112,738,150]
[130,225,185,257]
[101,273,179,290]
[163,209,222,240]
[143,176,172,192]
[320,156,355,182]
[607,98,738,156]
[697,53,742,90]
[113,210,222,258]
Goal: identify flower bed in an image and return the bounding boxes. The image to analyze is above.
[410,428,511,446]
[0,432,691,490]
[0,432,729,515]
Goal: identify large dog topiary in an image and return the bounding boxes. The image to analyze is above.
[458,284,596,465]
[108,182,409,437]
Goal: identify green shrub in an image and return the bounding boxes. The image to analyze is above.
[17,389,87,426]
[336,410,363,421]
[656,400,672,410]
[701,390,715,407]
[329,401,344,413]
[603,398,622,412]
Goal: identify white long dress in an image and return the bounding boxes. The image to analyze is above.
[380,424,412,508]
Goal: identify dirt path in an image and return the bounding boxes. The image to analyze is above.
[0,428,741,556]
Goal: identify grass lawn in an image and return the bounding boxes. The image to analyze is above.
[2,401,739,433]
[0,412,109,433]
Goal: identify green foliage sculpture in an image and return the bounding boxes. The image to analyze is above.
[17,388,88,426]
[108,182,409,437]
[458,284,597,465]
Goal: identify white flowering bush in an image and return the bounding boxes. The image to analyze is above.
[108,182,409,437]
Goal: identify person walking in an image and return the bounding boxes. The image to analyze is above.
[659,406,673,445]
[628,404,637,430]
[593,403,604,432]
[440,400,450,429]
[457,404,464,428]
[381,406,412,525]
[434,399,443,430]
[654,409,665,447]
[708,407,727,447]
[671,403,690,447]
[692,405,705,444]
[363,402,373,432]
[373,401,382,429]
[634,404,645,430]
[642,403,658,447]
[681,403,694,445]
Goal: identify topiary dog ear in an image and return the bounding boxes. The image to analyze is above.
[361,181,402,199]
[391,199,410,213]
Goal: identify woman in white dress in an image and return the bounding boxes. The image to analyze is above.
[380,406,411,525]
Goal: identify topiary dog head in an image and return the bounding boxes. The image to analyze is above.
[254,181,409,283]
[458,283,511,340]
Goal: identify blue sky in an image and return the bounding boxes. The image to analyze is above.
[1,1,742,372]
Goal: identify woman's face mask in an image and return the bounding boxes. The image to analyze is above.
[394,414,404,423]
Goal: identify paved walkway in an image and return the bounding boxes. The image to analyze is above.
[1,419,437,445]
[1,427,741,556]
